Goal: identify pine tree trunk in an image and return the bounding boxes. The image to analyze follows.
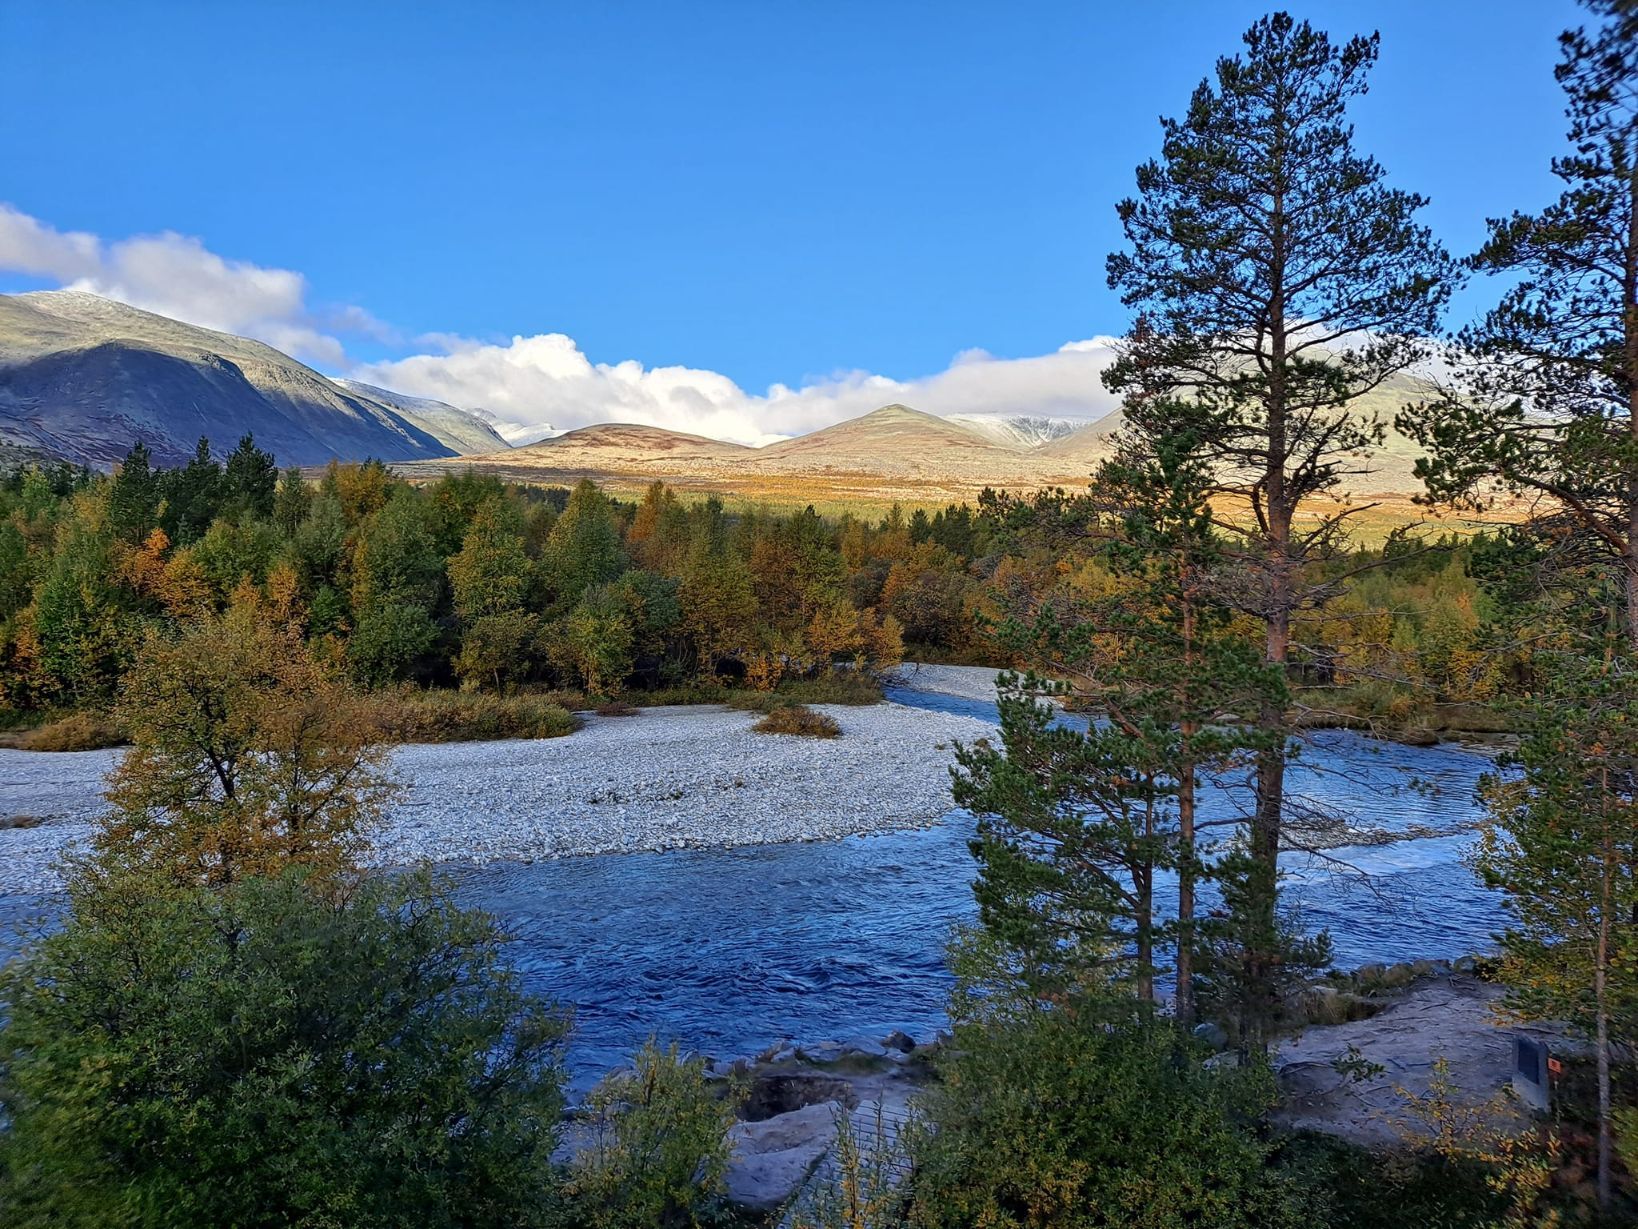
[1176,757,1197,1028]
[1176,585,1198,1028]
[1137,859,1154,1005]
[1625,166,1638,652]
[1247,239,1292,1051]
[1596,808,1614,1212]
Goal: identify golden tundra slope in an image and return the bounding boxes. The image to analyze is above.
[395,386,1453,518]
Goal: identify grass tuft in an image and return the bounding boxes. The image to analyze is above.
[752,705,842,738]
[0,711,126,752]
[363,688,579,743]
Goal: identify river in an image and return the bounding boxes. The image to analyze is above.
[0,679,1510,1085]
[454,682,1507,1081]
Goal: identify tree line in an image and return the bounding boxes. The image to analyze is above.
[0,441,1006,714]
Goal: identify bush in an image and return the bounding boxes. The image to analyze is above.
[905,1004,1307,1229]
[0,710,124,751]
[100,613,391,889]
[363,687,579,743]
[726,690,793,715]
[753,705,842,738]
[565,1038,741,1229]
[0,870,571,1229]
[593,700,640,717]
[777,672,884,706]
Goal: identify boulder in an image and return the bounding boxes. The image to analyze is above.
[1274,977,1526,1148]
[726,1102,843,1212]
[1192,1020,1230,1050]
[840,1037,894,1060]
[882,1030,917,1054]
[796,1040,845,1064]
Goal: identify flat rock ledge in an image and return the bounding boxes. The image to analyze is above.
[1274,971,1572,1148]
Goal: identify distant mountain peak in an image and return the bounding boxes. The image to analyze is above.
[0,291,461,469]
[945,413,1084,450]
[330,378,511,455]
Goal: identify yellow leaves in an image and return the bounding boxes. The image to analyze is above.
[742,650,786,692]
[264,561,304,628]
[803,602,903,671]
[94,609,392,892]
[113,527,218,620]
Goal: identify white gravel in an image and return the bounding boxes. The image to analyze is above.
[0,700,996,895]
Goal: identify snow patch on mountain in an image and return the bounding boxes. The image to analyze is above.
[331,379,513,455]
[944,413,1086,450]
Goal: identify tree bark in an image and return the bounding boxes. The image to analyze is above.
[1177,589,1198,1029]
[1596,791,1614,1213]
[1136,859,1154,1006]
[1247,189,1293,1051]
[1624,165,1638,652]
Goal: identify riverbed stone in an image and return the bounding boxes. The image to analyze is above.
[840,1037,893,1060]
[797,1040,844,1064]
[882,1030,916,1053]
[0,697,1001,895]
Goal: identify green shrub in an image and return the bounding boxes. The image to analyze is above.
[1275,1134,1529,1229]
[753,705,842,738]
[905,1005,1307,1229]
[565,1038,741,1229]
[364,687,579,743]
[0,710,125,751]
[0,870,571,1229]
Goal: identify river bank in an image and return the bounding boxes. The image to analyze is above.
[645,965,1549,1213]
[0,698,993,895]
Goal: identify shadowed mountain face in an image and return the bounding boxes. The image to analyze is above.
[0,292,501,469]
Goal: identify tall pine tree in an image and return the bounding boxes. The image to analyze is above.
[1405,0,1638,650]
[960,403,1295,1026]
[1104,14,1453,1042]
[1476,646,1638,1212]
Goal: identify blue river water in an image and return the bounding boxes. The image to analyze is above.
[0,683,1512,1084]
[452,685,1509,1080]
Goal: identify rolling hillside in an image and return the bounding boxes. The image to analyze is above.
[0,292,496,469]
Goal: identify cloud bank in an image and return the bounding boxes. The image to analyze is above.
[0,204,1125,444]
[0,204,387,368]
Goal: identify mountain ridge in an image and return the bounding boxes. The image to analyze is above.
[0,292,495,468]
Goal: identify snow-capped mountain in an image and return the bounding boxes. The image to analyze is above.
[331,379,511,455]
[944,413,1086,450]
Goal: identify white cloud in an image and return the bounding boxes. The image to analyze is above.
[0,206,101,281]
[2,203,1131,444]
[355,335,1127,445]
[0,204,370,366]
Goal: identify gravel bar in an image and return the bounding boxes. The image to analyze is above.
[0,700,996,895]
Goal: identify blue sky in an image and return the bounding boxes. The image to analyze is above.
[0,1,1585,440]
